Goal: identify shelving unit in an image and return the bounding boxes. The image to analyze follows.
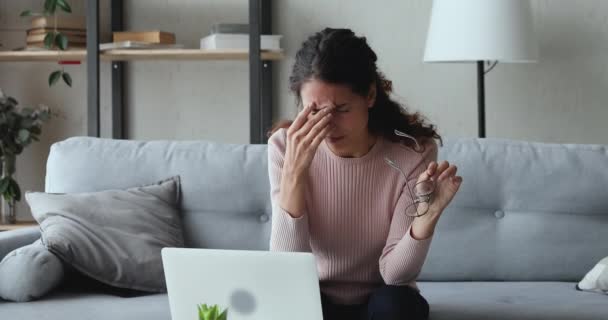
[0,49,284,62]
[2,0,278,144]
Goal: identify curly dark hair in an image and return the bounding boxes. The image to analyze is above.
[268,27,442,150]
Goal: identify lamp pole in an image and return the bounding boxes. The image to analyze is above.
[477,61,486,138]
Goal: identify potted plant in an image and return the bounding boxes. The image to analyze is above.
[21,0,75,87]
[197,304,228,320]
[0,89,52,224]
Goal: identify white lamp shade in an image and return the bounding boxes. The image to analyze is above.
[424,0,539,63]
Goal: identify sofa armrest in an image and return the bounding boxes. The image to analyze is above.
[0,227,41,261]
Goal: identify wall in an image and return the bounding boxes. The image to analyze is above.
[1,0,607,220]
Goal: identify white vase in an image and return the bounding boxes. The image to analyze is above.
[0,155,16,225]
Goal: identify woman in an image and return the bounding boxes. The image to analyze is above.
[268,28,462,320]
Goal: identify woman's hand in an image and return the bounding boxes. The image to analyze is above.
[279,103,334,218]
[422,160,463,219]
[410,161,462,239]
[283,103,334,180]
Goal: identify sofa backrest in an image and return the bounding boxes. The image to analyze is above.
[45,137,608,282]
[418,138,608,282]
[45,137,273,251]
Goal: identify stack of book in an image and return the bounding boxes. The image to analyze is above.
[113,31,176,44]
[200,23,282,51]
[101,30,181,50]
[26,15,86,50]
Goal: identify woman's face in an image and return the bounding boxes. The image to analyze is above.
[300,79,376,155]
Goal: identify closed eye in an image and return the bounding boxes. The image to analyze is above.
[335,104,350,112]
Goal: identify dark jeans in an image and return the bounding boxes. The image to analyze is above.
[321,285,430,320]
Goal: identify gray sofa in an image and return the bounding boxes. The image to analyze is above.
[1,136,607,319]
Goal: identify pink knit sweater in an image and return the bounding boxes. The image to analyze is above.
[268,128,438,305]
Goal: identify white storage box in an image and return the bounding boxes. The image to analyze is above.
[200,34,282,50]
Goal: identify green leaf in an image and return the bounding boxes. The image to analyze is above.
[55,33,68,50]
[44,0,58,14]
[39,112,51,122]
[30,126,42,135]
[17,129,30,143]
[7,97,18,107]
[49,70,62,86]
[218,309,227,320]
[9,179,21,202]
[44,32,56,49]
[21,108,34,117]
[62,72,72,87]
[198,305,204,320]
[0,179,9,194]
[20,10,33,17]
[57,0,71,13]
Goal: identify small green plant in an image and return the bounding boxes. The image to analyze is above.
[0,89,52,206]
[20,0,74,87]
[197,304,227,320]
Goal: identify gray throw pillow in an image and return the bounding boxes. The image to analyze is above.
[25,176,184,293]
[0,239,64,302]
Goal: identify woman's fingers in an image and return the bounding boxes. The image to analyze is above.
[432,161,450,180]
[288,103,315,135]
[438,165,457,181]
[306,111,332,143]
[426,162,437,176]
[451,176,463,186]
[298,105,334,136]
[417,161,437,183]
[310,123,333,149]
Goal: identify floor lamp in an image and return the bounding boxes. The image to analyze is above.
[423,0,539,138]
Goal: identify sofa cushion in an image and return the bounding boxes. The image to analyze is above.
[419,282,607,320]
[0,282,604,320]
[0,290,170,320]
[0,239,64,302]
[26,176,183,293]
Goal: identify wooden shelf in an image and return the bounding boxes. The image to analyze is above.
[0,50,86,61]
[0,49,284,62]
[103,49,284,61]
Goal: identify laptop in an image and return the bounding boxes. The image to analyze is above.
[161,248,323,320]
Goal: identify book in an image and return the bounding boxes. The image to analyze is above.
[27,33,86,44]
[30,15,86,29]
[200,34,282,51]
[99,41,183,51]
[210,23,249,34]
[27,28,86,37]
[113,31,175,44]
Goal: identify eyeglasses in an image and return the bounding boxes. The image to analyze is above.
[385,157,435,217]
[385,129,435,217]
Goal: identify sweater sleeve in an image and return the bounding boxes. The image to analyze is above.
[379,139,439,285]
[268,129,312,252]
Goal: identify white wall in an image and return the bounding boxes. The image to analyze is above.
[274,0,608,143]
[1,0,608,220]
[123,0,250,142]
